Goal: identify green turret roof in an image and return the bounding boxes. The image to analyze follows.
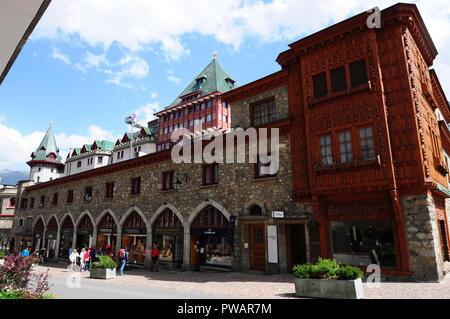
[29,124,62,164]
[166,58,236,108]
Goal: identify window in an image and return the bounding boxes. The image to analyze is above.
[251,98,276,126]
[130,177,141,195]
[359,127,375,160]
[201,116,205,124]
[222,115,228,123]
[194,78,204,91]
[52,193,58,206]
[77,161,82,168]
[98,156,103,164]
[67,190,74,204]
[180,110,183,117]
[51,169,54,173]
[339,131,353,163]
[105,182,114,199]
[330,66,347,93]
[249,205,262,216]
[30,198,35,209]
[195,105,199,112]
[320,135,333,165]
[313,72,328,98]
[20,198,28,209]
[254,154,277,179]
[207,114,211,122]
[37,176,40,183]
[85,187,93,200]
[8,198,16,207]
[223,102,228,109]
[350,59,368,87]
[207,101,211,108]
[162,171,175,191]
[121,151,124,159]
[39,195,45,207]
[189,120,193,127]
[189,107,193,114]
[201,103,205,110]
[203,164,218,186]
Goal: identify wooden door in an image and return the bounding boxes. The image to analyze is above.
[286,224,307,273]
[190,236,201,265]
[435,197,450,262]
[250,224,266,271]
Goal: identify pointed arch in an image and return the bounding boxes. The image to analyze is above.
[75,210,95,230]
[188,199,231,225]
[60,213,75,229]
[33,216,45,231]
[46,215,59,232]
[119,206,147,229]
[151,203,184,227]
[96,209,119,229]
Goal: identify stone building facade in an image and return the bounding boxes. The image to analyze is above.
[0,177,17,251]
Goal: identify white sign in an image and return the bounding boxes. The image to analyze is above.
[267,225,278,263]
[272,211,284,218]
[244,243,248,249]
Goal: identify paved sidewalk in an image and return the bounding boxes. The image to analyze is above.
[35,264,450,299]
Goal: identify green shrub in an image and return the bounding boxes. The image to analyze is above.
[0,251,5,259]
[292,258,363,280]
[0,289,55,299]
[335,265,364,280]
[89,255,117,270]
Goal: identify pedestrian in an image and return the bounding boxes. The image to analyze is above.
[39,247,46,264]
[79,248,86,272]
[84,249,91,271]
[118,247,129,276]
[21,247,30,257]
[69,249,79,272]
[106,244,114,261]
[150,244,160,272]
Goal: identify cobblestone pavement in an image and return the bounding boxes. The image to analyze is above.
[35,263,450,299]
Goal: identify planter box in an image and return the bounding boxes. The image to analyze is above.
[90,268,116,279]
[295,277,364,299]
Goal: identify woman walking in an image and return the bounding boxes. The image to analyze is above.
[69,249,79,272]
[79,248,86,272]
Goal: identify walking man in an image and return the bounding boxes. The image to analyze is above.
[69,249,79,272]
[150,244,160,272]
[118,247,129,276]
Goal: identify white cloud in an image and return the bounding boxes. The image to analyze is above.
[0,121,117,170]
[133,103,162,126]
[34,1,450,96]
[167,75,181,84]
[50,47,71,65]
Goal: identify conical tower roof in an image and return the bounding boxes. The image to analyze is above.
[28,124,62,165]
[166,58,236,109]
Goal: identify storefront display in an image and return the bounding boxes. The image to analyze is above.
[153,209,184,268]
[45,217,58,259]
[33,218,44,252]
[328,201,396,268]
[121,211,146,264]
[190,205,232,268]
[97,213,118,256]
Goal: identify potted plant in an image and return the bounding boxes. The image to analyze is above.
[293,258,364,299]
[89,255,117,279]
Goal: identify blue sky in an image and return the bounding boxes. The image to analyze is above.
[0,0,449,172]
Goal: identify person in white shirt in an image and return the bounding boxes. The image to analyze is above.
[79,248,86,272]
[69,249,79,272]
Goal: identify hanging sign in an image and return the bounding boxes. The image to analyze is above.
[272,211,284,218]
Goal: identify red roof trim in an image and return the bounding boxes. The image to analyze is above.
[154,91,222,116]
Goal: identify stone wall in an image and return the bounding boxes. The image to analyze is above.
[231,85,289,129]
[14,134,314,273]
[402,194,444,281]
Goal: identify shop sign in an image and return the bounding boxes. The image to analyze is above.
[77,229,91,235]
[267,225,278,263]
[122,228,146,235]
[204,228,215,235]
[98,228,114,234]
[272,211,284,218]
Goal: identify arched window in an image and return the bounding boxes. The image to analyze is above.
[78,215,93,230]
[34,218,44,232]
[47,217,58,231]
[192,206,228,228]
[249,205,262,216]
[123,211,146,230]
[98,213,117,230]
[153,209,182,230]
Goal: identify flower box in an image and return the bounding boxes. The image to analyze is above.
[294,277,364,299]
[89,268,116,279]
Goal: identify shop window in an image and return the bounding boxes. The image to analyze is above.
[130,177,141,195]
[350,59,368,87]
[330,220,396,267]
[162,171,175,191]
[105,182,114,199]
[313,72,327,98]
[251,98,276,126]
[339,131,353,163]
[320,135,333,165]
[203,164,218,186]
[330,66,347,93]
[359,127,375,160]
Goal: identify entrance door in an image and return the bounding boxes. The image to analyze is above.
[439,220,450,262]
[286,224,307,273]
[190,236,201,266]
[250,224,266,271]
